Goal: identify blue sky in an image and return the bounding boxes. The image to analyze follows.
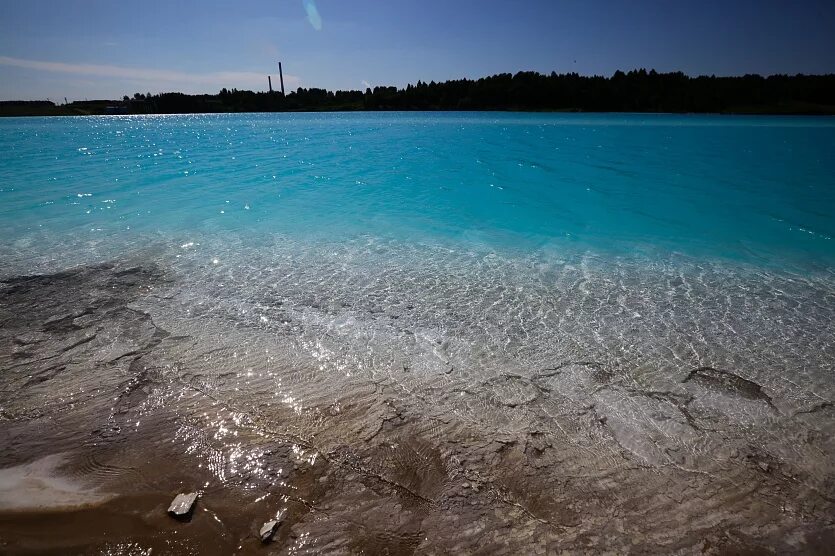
[1,0,834,101]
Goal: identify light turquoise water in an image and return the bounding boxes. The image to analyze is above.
[1,112,834,397]
[1,113,833,269]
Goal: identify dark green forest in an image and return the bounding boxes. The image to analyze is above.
[3,70,835,116]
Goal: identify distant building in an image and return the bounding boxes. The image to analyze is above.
[105,104,129,115]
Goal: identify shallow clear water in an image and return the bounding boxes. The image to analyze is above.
[1,112,833,391]
[1,113,834,553]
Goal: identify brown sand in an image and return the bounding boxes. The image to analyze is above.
[1,262,833,554]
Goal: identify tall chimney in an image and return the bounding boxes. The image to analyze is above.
[268,75,273,93]
[278,62,285,96]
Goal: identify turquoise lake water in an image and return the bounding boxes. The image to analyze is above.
[1,112,834,396]
[1,113,833,269]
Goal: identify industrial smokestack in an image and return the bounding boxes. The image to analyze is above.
[268,75,273,93]
[278,62,285,96]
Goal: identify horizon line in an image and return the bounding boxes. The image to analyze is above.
[2,61,834,103]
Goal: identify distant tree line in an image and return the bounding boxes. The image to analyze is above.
[3,70,835,116]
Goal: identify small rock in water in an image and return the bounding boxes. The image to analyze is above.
[758,462,770,473]
[167,492,198,518]
[260,519,281,542]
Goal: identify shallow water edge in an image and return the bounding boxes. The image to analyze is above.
[0,258,833,555]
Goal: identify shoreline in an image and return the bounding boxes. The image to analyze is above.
[3,69,835,117]
[3,107,835,118]
[1,260,833,554]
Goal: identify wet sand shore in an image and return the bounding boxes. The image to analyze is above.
[1,261,833,554]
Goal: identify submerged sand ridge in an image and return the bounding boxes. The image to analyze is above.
[0,454,115,512]
[0,258,834,554]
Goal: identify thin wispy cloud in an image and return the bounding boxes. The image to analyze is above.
[0,55,300,91]
[303,0,323,31]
